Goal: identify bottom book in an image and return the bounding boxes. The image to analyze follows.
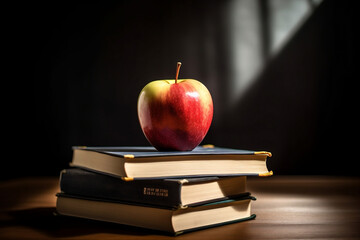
[56,193,256,235]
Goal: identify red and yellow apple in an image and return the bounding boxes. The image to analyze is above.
[137,62,213,151]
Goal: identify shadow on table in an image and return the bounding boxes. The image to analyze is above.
[2,207,163,238]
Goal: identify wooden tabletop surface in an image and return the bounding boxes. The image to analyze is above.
[1,176,359,239]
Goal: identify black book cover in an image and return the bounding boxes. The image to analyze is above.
[60,168,249,208]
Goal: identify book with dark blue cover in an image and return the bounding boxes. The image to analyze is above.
[60,168,249,208]
[55,192,256,235]
[70,145,272,180]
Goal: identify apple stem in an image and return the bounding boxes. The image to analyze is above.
[175,62,182,84]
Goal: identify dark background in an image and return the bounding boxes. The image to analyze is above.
[4,0,356,179]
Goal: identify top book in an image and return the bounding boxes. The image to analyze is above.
[70,145,272,180]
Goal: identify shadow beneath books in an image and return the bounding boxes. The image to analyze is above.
[3,207,164,237]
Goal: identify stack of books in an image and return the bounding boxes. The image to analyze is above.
[55,145,272,235]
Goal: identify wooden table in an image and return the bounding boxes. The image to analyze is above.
[1,176,359,239]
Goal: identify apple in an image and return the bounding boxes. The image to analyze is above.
[137,62,213,151]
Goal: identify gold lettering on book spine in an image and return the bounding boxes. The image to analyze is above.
[143,187,169,197]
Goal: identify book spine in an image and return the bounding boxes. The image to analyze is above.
[60,169,182,208]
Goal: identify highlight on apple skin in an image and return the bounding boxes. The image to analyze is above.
[137,78,213,151]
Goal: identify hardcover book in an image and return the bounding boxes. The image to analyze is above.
[60,168,248,208]
[70,145,272,180]
[55,193,256,235]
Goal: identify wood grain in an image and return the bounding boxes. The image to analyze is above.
[1,176,359,239]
